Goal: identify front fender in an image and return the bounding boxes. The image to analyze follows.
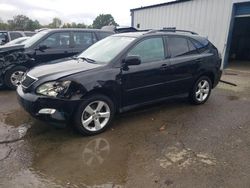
[0,50,34,75]
[64,67,122,107]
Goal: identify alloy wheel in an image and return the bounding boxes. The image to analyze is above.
[195,80,210,102]
[81,100,111,132]
[10,71,25,86]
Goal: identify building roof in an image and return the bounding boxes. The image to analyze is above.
[130,0,192,12]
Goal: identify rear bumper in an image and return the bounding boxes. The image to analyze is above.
[17,86,81,123]
[0,73,4,88]
[213,70,222,88]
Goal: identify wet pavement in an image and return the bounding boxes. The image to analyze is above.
[0,70,250,188]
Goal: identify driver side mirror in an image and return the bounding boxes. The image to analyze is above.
[37,44,48,51]
[124,55,141,66]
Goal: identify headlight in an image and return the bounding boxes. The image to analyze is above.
[36,81,71,97]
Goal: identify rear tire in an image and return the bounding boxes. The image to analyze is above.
[74,94,115,136]
[4,66,27,90]
[189,76,212,105]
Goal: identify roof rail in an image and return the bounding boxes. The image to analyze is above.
[142,27,198,35]
[161,27,198,35]
[142,29,157,35]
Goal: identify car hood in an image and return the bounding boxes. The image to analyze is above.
[28,58,103,79]
[0,44,25,53]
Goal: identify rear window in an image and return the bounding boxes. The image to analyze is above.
[73,32,94,48]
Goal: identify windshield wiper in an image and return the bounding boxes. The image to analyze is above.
[78,57,96,63]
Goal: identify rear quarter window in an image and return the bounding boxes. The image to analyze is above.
[191,37,209,49]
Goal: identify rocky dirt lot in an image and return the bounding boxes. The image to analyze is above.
[0,69,250,188]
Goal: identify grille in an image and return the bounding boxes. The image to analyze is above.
[21,74,37,88]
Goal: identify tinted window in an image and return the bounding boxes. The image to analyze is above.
[0,32,8,44]
[39,32,70,49]
[191,36,209,49]
[188,40,196,51]
[10,32,23,40]
[128,37,165,63]
[98,32,112,40]
[168,37,190,57]
[73,32,93,48]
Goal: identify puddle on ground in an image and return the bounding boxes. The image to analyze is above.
[29,132,129,187]
[2,109,32,127]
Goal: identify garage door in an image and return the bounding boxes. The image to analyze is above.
[235,2,250,17]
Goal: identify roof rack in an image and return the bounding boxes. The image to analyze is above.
[143,27,198,35]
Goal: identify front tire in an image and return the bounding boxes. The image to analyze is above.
[4,66,27,89]
[74,94,115,136]
[189,76,212,105]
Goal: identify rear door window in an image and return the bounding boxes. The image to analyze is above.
[168,37,199,57]
[73,32,94,48]
[168,37,190,57]
[39,32,70,49]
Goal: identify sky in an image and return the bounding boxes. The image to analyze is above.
[0,0,173,26]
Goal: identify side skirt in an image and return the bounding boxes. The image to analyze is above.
[119,93,189,113]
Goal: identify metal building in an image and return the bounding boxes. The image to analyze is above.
[131,0,250,68]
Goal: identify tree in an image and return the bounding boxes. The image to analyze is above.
[92,14,118,29]
[76,23,87,28]
[7,15,30,30]
[48,17,62,28]
[6,15,41,30]
[26,20,41,30]
[0,18,9,30]
[62,22,87,28]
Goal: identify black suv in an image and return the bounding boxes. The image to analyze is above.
[17,30,222,136]
[0,29,113,89]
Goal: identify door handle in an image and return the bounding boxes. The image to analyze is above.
[160,64,168,70]
[195,58,202,63]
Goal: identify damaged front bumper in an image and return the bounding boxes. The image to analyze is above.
[17,86,82,124]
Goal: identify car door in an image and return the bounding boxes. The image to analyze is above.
[71,31,96,55]
[34,31,74,63]
[121,36,170,107]
[166,36,201,95]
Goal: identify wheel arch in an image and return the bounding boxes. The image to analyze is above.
[81,88,120,113]
[196,71,215,88]
[202,71,215,88]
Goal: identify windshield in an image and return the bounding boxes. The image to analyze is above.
[24,30,49,48]
[78,36,136,64]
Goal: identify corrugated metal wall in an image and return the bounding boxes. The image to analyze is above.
[132,0,239,65]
